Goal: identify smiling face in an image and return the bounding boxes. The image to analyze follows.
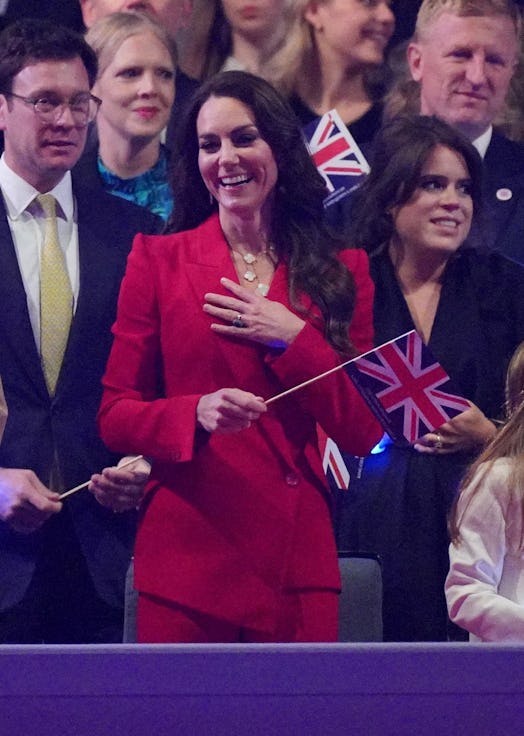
[93,31,175,143]
[391,144,473,261]
[196,95,278,224]
[305,0,394,69]
[408,12,518,140]
[0,57,91,192]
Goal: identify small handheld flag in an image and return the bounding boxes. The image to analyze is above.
[304,108,370,208]
[345,330,471,445]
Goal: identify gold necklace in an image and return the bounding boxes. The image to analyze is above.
[231,246,277,297]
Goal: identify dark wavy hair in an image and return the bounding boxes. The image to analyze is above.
[0,19,98,93]
[168,70,358,357]
[349,115,483,253]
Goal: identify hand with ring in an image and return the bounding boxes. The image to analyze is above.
[413,403,497,455]
[232,314,246,328]
[203,277,305,347]
[414,429,446,455]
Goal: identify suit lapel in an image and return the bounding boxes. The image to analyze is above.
[182,215,300,472]
[482,134,524,247]
[183,214,264,389]
[0,196,48,396]
[57,193,124,397]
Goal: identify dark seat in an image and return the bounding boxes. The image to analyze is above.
[123,552,384,643]
[338,551,383,642]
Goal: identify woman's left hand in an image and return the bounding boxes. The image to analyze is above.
[203,277,305,347]
[413,403,497,455]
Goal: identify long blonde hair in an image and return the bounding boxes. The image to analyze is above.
[449,341,524,544]
[265,0,390,104]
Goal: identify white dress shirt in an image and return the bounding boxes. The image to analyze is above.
[445,458,524,642]
[0,155,79,352]
[472,126,492,159]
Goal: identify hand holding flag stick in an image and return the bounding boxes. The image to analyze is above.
[59,454,144,500]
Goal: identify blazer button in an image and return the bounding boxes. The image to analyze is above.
[285,472,299,486]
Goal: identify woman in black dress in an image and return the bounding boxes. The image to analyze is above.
[337,115,524,641]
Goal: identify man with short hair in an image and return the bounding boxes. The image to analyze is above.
[407,0,524,263]
[0,19,158,643]
[79,0,198,149]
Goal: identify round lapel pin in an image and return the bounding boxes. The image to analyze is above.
[496,188,513,202]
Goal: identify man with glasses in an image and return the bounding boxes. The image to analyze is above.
[0,19,159,643]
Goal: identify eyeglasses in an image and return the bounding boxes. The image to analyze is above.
[4,92,102,126]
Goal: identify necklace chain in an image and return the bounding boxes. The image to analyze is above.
[230,245,277,297]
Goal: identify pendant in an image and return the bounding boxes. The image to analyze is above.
[243,270,256,282]
[257,283,270,297]
[242,253,257,265]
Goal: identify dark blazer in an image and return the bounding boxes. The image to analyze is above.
[165,69,200,151]
[0,178,160,612]
[0,0,84,32]
[473,131,524,265]
[98,213,381,632]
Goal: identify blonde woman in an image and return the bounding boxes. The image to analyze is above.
[446,342,524,642]
[265,0,395,148]
[77,12,177,220]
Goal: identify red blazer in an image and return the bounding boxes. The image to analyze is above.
[98,214,381,633]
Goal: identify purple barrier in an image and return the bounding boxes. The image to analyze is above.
[1,643,523,735]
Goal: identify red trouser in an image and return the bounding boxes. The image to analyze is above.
[137,588,339,643]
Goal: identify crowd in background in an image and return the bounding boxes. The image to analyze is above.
[0,0,523,645]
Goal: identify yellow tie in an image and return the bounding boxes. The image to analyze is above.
[37,193,72,396]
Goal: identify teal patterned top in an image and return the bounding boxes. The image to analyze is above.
[97,146,173,221]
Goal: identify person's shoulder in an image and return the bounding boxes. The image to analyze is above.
[134,213,220,257]
[338,247,369,268]
[465,458,515,507]
[175,69,200,98]
[456,246,524,283]
[486,131,524,174]
[337,247,372,284]
[72,176,162,236]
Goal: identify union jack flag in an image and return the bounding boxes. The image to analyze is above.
[345,330,471,445]
[318,429,350,490]
[304,109,369,207]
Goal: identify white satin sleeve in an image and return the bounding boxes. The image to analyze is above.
[445,459,524,642]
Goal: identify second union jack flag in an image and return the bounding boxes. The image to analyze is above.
[345,330,471,445]
[304,109,369,208]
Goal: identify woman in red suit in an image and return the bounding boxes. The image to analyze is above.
[97,71,381,643]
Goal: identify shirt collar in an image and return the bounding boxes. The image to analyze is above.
[0,154,74,220]
[471,126,492,159]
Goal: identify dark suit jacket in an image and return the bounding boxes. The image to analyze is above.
[165,69,199,151]
[0,178,160,611]
[0,0,84,32]
[472,131,524,265]
[98,213,381,632]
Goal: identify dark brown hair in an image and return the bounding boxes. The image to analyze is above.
[168,70,359,356]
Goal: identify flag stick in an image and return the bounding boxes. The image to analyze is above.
[265,359,355,406]
[265,330,415,406]
[59,454,145,500]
